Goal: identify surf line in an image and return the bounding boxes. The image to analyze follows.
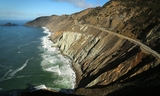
[41,27,76,90]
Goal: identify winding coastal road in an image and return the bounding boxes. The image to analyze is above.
[77,23,160,60]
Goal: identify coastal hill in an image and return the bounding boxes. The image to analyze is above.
[25,0,160,95]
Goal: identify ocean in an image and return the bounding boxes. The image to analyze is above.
[0,20,75,91]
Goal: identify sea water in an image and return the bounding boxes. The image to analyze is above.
[0,20,75,91]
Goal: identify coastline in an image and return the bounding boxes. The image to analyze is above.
[51,43,81,90]
[24,0,160,95]
[42,26,77,91]
[0,26,78,96]
[72,63,82,89]
[50,41,82,90]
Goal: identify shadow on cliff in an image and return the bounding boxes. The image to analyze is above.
[0,89,83,96]
[77,46,140,88]
[74,56,160,96]
[20,89,83,96]
[0,85,83,96]
[107,85,160,96]
[106,63,160,96]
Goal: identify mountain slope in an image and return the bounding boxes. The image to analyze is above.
[25,0,160,95]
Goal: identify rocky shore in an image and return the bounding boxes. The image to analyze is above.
[24,0,160,95]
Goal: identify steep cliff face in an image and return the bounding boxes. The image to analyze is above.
[25,0,160,95]
[50,24,160,95]
[77,0,160,53]
[26,0,160,53]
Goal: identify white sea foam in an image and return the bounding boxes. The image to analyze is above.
[18,41,37,49]
[18,51,22,54]
[14,75,32,79]
[34,85,47,90]
[41,27,76,89]
[45,65,61,75]
[0,57,33,82]
[0,69,13,81]
[10,57,33,77]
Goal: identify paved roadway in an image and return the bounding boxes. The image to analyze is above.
[77,23,160,59]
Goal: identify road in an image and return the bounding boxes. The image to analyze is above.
[77,23,160,59]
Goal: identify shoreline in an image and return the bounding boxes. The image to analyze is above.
[44,26,77,91]
[72,63,82,89]
[0,26,79,96]
[53,47,82,90]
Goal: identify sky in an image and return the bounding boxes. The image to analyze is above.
[0,0,109,20]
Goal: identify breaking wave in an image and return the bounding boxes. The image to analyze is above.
[0,26,75,91]
[40,27,76,90]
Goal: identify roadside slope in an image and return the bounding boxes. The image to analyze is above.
[78,23,160,59]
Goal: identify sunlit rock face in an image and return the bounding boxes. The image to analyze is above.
[51,23,160,88]
[25,0,160,95]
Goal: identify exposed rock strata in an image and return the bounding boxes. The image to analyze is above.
[50,24,160,96]
[25,0,160,95]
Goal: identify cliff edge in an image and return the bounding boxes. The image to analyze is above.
[25,0,160,95]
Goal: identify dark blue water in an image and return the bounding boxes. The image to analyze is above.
[0,20,75,91]
[0,20,29,25]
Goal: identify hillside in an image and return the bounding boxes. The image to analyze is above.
[25,0,160,95]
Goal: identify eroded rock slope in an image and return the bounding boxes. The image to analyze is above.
[25,0,160,95]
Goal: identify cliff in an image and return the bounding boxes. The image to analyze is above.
[25,0,160,95]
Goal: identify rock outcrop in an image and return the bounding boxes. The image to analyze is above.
[25,0,160,95]
[1,22,18,26]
